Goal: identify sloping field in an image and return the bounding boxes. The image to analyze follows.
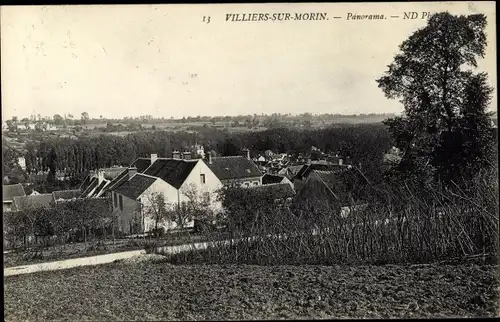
[4,260,498,320]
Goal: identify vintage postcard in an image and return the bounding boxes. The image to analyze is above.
[2,2,498,320]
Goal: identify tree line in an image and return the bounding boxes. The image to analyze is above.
[23,124,392,182]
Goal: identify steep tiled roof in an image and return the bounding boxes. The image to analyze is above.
[91,180,110,198]
[53,189,81,201]
[3,184,26,202]
[249,183,296,200]
[81,177,99,197]
[310,168,367,205]
[114,173,157,200]
[80,175,92,192]
[143,159,198,189]
[13,194,54,211]
[131,158,152,173]
[104,168,130,193]
[207,156,262,181]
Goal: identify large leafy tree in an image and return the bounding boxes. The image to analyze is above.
[377,12,494,186]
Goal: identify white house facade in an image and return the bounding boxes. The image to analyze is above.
[111,158,223,235]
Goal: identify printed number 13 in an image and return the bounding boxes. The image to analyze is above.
[203,16,211,24]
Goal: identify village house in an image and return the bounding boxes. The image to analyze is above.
[3,184,26,212]
[110,157,223,235]
[292,163,368,217]
[206,149,263,187]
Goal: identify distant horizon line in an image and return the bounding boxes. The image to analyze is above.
[4,112,402,121]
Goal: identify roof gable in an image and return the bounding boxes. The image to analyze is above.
[143,159,198,189]
[207,156,262,181]
[114,174,157,200]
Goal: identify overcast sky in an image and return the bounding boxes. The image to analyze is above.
[1,2,496,120]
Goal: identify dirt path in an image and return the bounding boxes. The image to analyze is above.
[4,241,213,276]
[4,250,146,277]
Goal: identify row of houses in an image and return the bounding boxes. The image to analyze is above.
[3,148,368,236]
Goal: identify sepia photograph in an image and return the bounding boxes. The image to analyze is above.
[1,2,498,320]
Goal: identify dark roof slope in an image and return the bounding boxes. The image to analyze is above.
[131,158,152,173]
[80,175,92,192]
[90,180,109,198]
[114,174,157,200]
[13,194,54,211]
[311,168,368,205]
[294,163,349,181]
[3,184,26,202]
[53,189,81,201]
[104,168,130,193]
[262,174,286,185]
[249,183,296,200]
[207,156,262,181]
[143,159,197,189]
[81,177,99,197]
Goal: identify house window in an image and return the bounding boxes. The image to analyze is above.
[119,195,123,211]
[200,174,206,184]
[113,192,117,208]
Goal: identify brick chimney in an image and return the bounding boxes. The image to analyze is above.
[338,158,343,166]
[172,150,181,159]
[151,153,158,165]
[208,153,213,165]
[128,167,137,180]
